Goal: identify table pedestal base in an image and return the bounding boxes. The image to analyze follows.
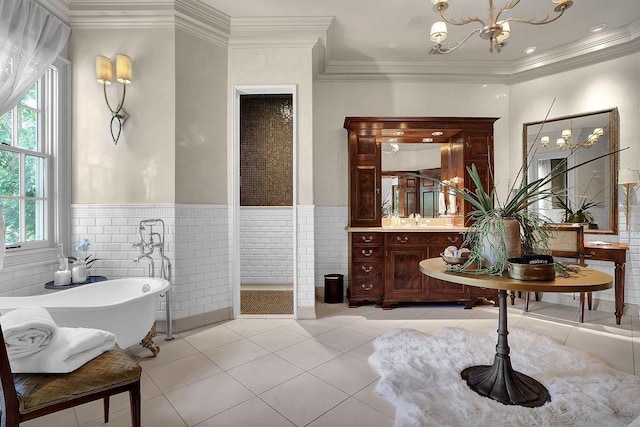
[461,289,551,407]
[461,355,550,407]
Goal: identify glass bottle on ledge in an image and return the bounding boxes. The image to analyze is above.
[54,243,71,286]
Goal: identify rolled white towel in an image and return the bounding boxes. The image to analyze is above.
[1,306,59,359]
[9,327,117,373]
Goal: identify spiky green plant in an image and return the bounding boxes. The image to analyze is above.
[436,148,621,276]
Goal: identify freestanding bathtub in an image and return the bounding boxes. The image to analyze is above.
[0,277,170,351]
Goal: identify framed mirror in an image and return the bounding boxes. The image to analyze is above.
[523,108,619,235]
[382,143,443,218]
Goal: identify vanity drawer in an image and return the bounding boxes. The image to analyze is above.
[349,276,383,298]
[385,232,463,246]
[352,245,383,260]
[353,261,383,277]
[352,232,383,246]
[427,233,464,246]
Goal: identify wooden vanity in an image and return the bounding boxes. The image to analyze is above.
[344,116,498,309]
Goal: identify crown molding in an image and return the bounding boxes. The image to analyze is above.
[316,18,640,83]
[67,0,229,45]
[55,2,640,82]
[229,16,332,50]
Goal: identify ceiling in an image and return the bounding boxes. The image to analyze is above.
[202,0,640,82]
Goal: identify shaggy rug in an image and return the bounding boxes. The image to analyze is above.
[369,328,640,427]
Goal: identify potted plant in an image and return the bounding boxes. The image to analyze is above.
[555,195,601,224]
[441,149,619,276]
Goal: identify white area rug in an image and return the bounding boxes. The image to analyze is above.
[369,328,640,427]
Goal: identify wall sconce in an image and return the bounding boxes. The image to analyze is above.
[95,54,132,145]
[618,168,640,231]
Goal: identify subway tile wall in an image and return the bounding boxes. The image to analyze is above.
[297,205,316,313]
[239,207,294,285]
[1,191,638,319]
[69,204,231,322]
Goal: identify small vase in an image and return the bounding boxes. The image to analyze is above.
[481,218,522,273]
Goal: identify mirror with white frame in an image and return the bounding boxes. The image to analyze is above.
[523,108,619,235]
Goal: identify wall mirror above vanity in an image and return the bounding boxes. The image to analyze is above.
[523,108,619,235]
[382,143,443,218]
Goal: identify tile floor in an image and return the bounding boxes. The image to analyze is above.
[23,297,638,427]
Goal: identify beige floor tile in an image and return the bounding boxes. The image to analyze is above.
[276,339,343,370]
[284,319,339,338]
[74,391,131,425]
[524,302,581,322]
[565,327,635,374]
[362,305,431,320]
[145,353,222,392]
[184,324,244,352]
[310,353,379,395]
[227,354,304,394]
[342,318,406,338]
[132,337,199,369]
[307,397,395,427]
[260,373,349,427]
[165,372,254,426]
[72,370,162,425]
[312,313,366,327]
[203,338,271,370]
[417,305,476,320]
[353,380,396,419]
[247,327,308,352]
[514,316,573,344]
[22,408,77,427]
[398,318,462,335]
[195,397,295,426]
[313,327,373,353]
[347,339,375,362]
[459,318,502,334]
[80,395,187,427]
[223,318,280,337]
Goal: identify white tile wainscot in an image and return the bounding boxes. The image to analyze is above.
[314,206,349,297]
[70,204,231,332]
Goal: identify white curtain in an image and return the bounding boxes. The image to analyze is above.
[0,0,70,116]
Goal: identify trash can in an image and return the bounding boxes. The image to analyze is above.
[324,274,344,304]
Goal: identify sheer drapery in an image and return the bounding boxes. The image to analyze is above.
[0,0,70,116]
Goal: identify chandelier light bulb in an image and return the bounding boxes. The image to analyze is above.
[430,21,448,43]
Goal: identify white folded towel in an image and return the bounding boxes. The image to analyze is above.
[1,306,59,359]
[8,327,116,373]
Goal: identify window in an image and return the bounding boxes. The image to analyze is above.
[0,58,71,266]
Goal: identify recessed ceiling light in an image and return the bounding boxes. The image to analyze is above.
[432,131,444,136]
[589,24,606,33]
[524,46,537,54]
[393,131,404,135]
[422,138,434,143]
[387,138,398,143]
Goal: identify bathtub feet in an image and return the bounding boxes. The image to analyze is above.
[141,321,160,357]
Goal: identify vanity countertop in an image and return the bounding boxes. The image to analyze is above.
[346,226,468,233]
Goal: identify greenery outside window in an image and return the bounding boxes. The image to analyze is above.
[0,58,71,267]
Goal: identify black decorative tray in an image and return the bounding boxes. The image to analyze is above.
[44,275,107,290]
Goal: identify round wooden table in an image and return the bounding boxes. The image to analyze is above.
[419,257,613,408]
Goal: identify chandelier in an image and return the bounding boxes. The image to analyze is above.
[428,0,573,54]
[540,127,604,151]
